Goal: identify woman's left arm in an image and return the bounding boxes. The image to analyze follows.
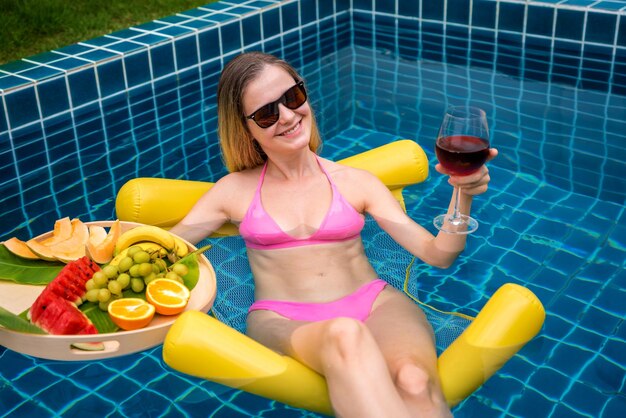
[362,149,498,268]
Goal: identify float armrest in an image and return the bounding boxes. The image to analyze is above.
[114,139,428,234]
[438,283,546,406]
[163,311,333,416]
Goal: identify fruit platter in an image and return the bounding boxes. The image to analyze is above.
[0,219,216,361]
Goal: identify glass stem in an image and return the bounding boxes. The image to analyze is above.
[449,186,462,224]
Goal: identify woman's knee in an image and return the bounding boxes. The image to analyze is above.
[393,360,444,404]
[320,317,370,363]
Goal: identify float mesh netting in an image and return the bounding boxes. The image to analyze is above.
[198,217,472,355]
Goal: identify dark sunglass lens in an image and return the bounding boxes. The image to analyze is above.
[253,104,280,128]
[284,84,307,109]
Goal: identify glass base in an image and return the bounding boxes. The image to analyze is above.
[433,213,478,234]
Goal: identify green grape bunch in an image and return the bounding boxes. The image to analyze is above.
[84,245,190,311]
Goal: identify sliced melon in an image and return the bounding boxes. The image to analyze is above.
[40,217,72,245]
[52,219,90,263]
[27,218,90,263]
[3,237,40,260]
[85,220,121,264]
[88,225,108,246]
[26,239,58,261]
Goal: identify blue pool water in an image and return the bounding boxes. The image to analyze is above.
[1,0,626,417]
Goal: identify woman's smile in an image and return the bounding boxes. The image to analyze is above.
[279,120,302,137]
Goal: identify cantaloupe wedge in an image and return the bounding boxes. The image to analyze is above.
[87,225,108,245]
[3,237,40,260]
[39,217,72,245]
[27,218,89,263]
[85,220,121,264]
[51,219,89,263]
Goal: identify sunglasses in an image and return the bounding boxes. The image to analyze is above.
[245,81,308,128]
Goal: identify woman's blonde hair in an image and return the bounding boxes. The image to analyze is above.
[217,51,321,172]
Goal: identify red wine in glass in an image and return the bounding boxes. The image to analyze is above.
[433,106,490,234]
[435,135,490,176]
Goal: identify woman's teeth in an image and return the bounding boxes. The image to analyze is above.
[281,122,299,136]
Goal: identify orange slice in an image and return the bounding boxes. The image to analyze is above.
[145,278,190,315]
[108,298,155,330]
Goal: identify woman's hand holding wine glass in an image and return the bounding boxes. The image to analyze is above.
[433,105,498,234]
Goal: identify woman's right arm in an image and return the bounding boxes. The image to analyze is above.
[168,175,238,245]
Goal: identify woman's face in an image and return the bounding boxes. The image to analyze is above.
[242,65,312,156]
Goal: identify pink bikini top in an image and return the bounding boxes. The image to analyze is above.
[239,157,365,250]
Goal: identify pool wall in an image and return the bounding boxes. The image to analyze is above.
[1,0,625,239]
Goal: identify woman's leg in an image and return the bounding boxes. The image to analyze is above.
[365,286,452,418]
[247,311,412,418]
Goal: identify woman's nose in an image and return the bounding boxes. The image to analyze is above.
[277,102,296,123]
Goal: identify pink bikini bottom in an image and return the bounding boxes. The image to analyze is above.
[248,279,387,322]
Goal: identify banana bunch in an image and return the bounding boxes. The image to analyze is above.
[114,225,189,261]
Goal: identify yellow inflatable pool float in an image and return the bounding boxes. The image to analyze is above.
[115,140,545,415]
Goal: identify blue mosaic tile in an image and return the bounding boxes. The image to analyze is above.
[564,381,608,417]
[198,28,221,62]
[202,12,237,23]
[618,15,626,46]
[150,42,176,79]
[472,0,496,28]
[67,67,99,107]
[220,20,243,54]
[261,6,281,39]
[228,5,257,15]
[448,0,471,25]
[174,35,200,69]
[0,103,7,133]
[47,56,92,72]
[132,33,170,46]
[18,65,63,81]
[510,386,557,417]
[6,400,52,417]
[37,76,70,118]
[178,19,211,31]
[96,58,125,97]
[555,8,585,40]
[422,0,444,20]
[527,4,556,36]
[240,13,261,45]
[65,393,117,416]
[318,0,335,19]
[81,35,120,48]
[585,10,617,44]
[104,41,144,54]
[157,25,196,37]
[123,51,152,88]
[4,86,39,128]
[157,14,191,25]
[499,1,527,32]
[0,74,31,91]
[282,1,300,32]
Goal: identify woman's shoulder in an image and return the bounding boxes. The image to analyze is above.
[210,165,264,198]
[319,157,380,184]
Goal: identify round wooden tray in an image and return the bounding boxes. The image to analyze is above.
[0,221,216,361]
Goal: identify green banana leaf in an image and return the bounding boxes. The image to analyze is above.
[0,305,47,334]
[79,301,118,333]
[0,245,64,285]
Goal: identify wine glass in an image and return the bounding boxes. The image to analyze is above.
[433,105,490,234]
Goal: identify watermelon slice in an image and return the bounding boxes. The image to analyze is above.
[29,256,100,335]
[32,297,98,335]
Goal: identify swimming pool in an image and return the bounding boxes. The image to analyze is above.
[1,0,625,416]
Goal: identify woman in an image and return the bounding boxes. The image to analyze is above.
[170,51,497,418]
